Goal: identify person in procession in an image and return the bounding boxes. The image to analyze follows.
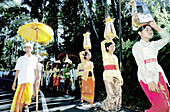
[75,62,84,99]
[33,55,44,96]
[10,42,40,112]
[63,56,73,94]
[70,64,77,91]
[45,66,50,88]
[132,20,170,112]
[37,55,43,86]
[100,16,123,111]
[53,61,61,91]
[59,70,65,92]
[78,50,95,110]
[48,63,54,90]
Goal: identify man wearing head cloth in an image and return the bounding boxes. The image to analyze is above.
[10,42,40,112]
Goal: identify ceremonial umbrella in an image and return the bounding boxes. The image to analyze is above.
[58,52,68,60]
[66,54,79,64]
[17,22,54,112]
[58,52,79,64]
[17,23,53,42]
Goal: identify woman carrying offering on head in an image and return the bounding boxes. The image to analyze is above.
[78,31,95,110]
[132,20,170,112]
[100,16,123,111]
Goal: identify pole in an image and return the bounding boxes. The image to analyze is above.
[118,0,122,69]
[41,46,45,87]
[36,29,38,112]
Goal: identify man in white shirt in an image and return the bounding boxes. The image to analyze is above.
[10,42,39,112]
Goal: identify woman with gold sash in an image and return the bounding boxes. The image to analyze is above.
[100,16,123,111]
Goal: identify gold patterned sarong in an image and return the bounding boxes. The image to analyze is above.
[81,77,95,104]
[101,77,122,111]
[10,83,33,112]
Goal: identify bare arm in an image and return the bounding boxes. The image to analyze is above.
[149,20,161,32]
[35,69,40,87]
[150,21,170,50]
[101,40,107,58]
[12,70,20,91]
[101,38,114,59]
[79,51,86,64]
[115,56,123,85]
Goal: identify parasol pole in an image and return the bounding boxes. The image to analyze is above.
[42,46,45,87]
[118,0,122,70]
[36,28,39,112]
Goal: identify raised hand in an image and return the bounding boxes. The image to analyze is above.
[149,20,161,32]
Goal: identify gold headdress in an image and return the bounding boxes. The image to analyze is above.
[104,16,116,39]
[83,31,91,49]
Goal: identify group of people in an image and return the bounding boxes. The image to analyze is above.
[40,60,79,95]
[10,17,170,112]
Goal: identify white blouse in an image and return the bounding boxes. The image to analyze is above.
[101,40,121,82]
[132,29,170,86]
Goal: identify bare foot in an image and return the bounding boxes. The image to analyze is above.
[66,90,69,94]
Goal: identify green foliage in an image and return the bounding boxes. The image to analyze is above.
[0,0,33,70]
[144,0,170,30]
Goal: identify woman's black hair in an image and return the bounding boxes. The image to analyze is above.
[83,51,88,60]
[105,42,113,52]
[65,62,71,68]
[47,64,52,70]
[53,63,60,69]
[137,25,152,39]
[137,25,151,33]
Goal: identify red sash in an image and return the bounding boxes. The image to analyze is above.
[104,65,117,70]
[144,58,157,64]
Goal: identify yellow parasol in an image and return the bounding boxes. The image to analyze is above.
[17,22,54,112]
[39,37,52,46]
[17,22,54,42]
